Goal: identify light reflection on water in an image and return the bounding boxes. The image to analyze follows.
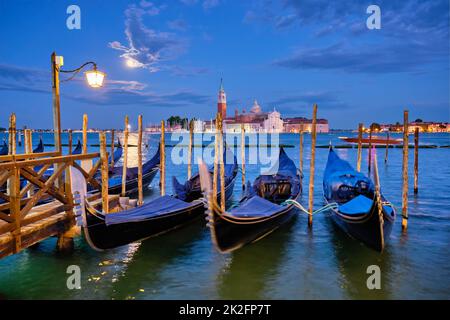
[0,132,449,299]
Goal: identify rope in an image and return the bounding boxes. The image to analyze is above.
[283,199,338,216]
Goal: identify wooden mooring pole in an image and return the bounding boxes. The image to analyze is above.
[372,146,385,251]
[110,129,115,168]
[82,114,88,154]
[160,120,166,196]
[219,114,225,211]
[402,110,409,231]
[308,104,318,227]
[121,116,129,197]
[385,131,389,163]
[99,132,109,213]
[368,127,372,175]
[241,123,246,189]
[24,129,32,154]
[68,129,73,155]
[138,115,143,205]
[299,131,304,176]
[357,123,362,172]
[187,120,194,180]
[8,113,16,155]
[414,127,419,194]
[24,130,34,198]
[213,113,220,204]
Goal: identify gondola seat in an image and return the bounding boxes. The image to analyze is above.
[338,194,373,215]
[230,196,282,218]
[105,195,192,226]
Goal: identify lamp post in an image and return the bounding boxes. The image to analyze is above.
[51,52,106,153]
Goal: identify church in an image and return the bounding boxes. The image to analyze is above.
[202,80,328,133]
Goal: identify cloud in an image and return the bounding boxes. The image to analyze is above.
[273,40,448,74]
[253,0,450,74]
[268,91,348,112]
[180,0,220,10]
[167,19,188,32]
[0,63,211,108]
[203,0,220,10]
[109,3,186,72]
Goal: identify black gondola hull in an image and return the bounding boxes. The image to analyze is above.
[83,174,237,250]
[211,205,299,253]
[328,201,395,251]
[107,168,158,196]
[84,202,205,250]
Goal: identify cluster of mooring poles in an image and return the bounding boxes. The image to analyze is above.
[354,109,419,232]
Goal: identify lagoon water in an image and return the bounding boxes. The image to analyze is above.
[0,132,449,299]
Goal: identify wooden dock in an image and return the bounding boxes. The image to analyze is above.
[0,146,120,260]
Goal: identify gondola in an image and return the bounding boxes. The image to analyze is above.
[81,149,238,250]
[101,143,160,195]
[199,147,302,253]
[108,138,123,164]
[322,147,396,251]
[0,140,8,156]
[33,138,44,153]
[71,139,82,154]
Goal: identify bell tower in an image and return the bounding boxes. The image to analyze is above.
[217,78,227,119]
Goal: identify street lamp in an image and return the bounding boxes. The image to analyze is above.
[51,52,106,153]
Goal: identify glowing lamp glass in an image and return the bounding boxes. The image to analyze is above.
[85,70,105,88]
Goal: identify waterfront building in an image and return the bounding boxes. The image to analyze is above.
[283,117,329,133]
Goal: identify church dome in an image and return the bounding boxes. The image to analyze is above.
[250,99,262,114]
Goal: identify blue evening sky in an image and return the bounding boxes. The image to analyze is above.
[0,0,448,129]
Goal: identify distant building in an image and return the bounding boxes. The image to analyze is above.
[380,121,450,133]
[283,117,329,133]
[263,109,284,133]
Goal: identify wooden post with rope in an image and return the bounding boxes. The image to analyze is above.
[357,123,363,172]
[99,132,109,213]
[372,146,385,251]
[368,127,372,175]
[6,114,16,198]
[160,120,166,196]
[414,127,419,195]
[24,129,34,198]
[299,130,304,176]
[213,113,220,205]
[402,110,409,231]
[187,119,194,179]
[82,114,88,154]
[110,129,115,168]
[241,123,246,189]
[385,131,389,163]
[68,129,73,155]
[308,104,318,227]
[219,114,225,211]
[138,115,143,205]
[121,116,129,197]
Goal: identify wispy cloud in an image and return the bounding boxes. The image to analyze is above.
[246,0,449,74]
[0,63,211,108]
[167,19,189,32]
[273,40,448,74]
[268,91,348,113]
[109,2,186,72]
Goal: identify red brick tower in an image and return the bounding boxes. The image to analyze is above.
[217,78,227,119]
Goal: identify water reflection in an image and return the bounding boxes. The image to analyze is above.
[327,219,393,299]
[217,217,297,299]
[106,222,205,299]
